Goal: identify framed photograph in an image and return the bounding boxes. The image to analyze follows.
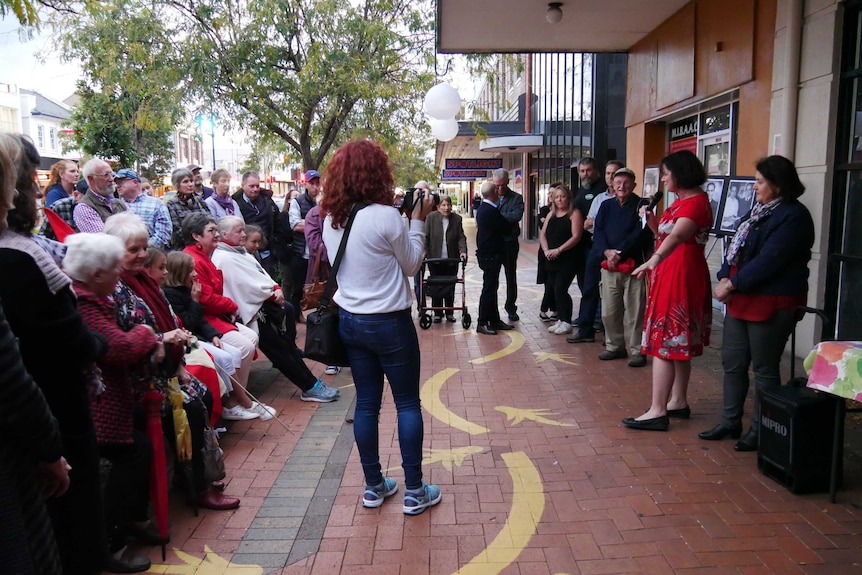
[719,178,756,234]
[704,178,726,233]
[642,166,660,199]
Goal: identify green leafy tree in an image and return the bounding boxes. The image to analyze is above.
[55,1,183,175]
[0,0,81,28]
[385,129,436,189]
[160,0,435,169]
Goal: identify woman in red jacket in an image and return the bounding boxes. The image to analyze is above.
[64,232,167,564]
[181,212,269,421]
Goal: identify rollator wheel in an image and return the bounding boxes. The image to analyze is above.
[461,313,471,329]
[419,314,433,330]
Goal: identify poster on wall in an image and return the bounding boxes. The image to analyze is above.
[513,168,523,194]
[642,166,660,199]
[719,178,756,234]
[704,178,726,233]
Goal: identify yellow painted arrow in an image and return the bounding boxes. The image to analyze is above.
[384,445,488,474]
[495,406,575,427]
[533,351,579,366]
[420,368,490,435]
[470,329,525,365]
[454,451,546,574]
[146,545,262,574]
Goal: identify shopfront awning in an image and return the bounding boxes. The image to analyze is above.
[436,0,690,54]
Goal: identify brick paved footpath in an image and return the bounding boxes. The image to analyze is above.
[138,217,862,575]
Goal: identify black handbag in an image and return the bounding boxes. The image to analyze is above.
[303,203,365,366]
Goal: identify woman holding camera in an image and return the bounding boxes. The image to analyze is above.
[321,139,440,515]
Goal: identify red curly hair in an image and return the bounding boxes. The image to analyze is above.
[321,139,395,228]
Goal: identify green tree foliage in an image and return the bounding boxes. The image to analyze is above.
[384,130,436,189]
[56,1,183,176]
[172,0,436,169]
[0,0,81,28]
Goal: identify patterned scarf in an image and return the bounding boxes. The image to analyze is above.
[211,193,235,214]
[725,197,783,267]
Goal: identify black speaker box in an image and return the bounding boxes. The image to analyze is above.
[757,384,841,494]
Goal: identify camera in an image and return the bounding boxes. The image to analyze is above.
[400,187,440,215]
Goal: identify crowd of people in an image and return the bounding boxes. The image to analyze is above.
[1,127,815,573]
[4,135,346,573]
[474,151,814,444]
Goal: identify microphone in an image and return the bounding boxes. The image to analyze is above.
[646,190,664,212]
[641,190,663,229]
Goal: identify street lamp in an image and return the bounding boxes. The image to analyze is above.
[196,114,217,170]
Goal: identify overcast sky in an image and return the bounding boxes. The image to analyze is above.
[0,16,81,103]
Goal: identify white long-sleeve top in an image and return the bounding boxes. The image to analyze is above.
[322,203,425,314]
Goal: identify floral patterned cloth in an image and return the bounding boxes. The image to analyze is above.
[641,193,713,360]
[804,341,862,401]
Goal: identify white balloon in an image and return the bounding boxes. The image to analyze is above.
[429,118,459,142]
[424,83,461,120]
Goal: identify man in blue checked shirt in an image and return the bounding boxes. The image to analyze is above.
[114,168,172,249]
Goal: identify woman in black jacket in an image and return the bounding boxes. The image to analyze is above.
[700,156,815,451]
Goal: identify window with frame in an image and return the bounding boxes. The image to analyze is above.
[49,127,57,150]
[37,125,44,148]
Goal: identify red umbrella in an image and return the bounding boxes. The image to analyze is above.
[142,387,169,560]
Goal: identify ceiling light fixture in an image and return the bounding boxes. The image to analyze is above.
[546,2,563,24]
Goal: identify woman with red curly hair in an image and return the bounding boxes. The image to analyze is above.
[320,139,441,516]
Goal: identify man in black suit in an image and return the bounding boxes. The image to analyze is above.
[475,181,515,335]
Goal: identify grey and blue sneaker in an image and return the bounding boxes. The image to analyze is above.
[362,477,398,508]
[300,379,339,402]
[403,482,441,515]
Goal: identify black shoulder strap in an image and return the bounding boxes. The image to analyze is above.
[319,202,365,308]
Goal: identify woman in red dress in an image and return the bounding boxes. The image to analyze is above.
[623,150,712,431]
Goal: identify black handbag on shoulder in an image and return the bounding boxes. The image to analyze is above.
[304,203,365,366]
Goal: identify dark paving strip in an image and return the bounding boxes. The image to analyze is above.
[232,366,357,570]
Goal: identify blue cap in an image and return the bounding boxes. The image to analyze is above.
[305,169,321,181]
[114,168,140,182]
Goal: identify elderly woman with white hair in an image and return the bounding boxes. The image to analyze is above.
[104,211,241,511]
[64,232,167,563]
[212,215,339,402]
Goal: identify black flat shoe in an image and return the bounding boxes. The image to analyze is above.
[698,423,742,441]
[491,321,514,331]
[666,406,691,419]
[621,415,669,431]
[734,429,758,452]
[476,325,497,335]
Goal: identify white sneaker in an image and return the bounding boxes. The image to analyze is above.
[324,365,341,375]
[553,321,573,334]
[222,405,260,421]
[249,401,276,420]
[548,320,562,333]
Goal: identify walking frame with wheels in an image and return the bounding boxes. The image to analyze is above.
[417,257,471,330]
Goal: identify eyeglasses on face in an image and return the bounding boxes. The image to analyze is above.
[94,172,114,179]
[204,227,220,235]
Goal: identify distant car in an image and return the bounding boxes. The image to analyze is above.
[273,196,286,211]
[161,191,177,204]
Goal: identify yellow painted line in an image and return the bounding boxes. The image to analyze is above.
[148,545,263,574]
[470,329,525,365]
[420,368,490,435]
[454,452,546,574]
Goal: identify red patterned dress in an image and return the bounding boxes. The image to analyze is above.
[641,192,713,360]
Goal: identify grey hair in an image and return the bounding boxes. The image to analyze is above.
[217,215,245,235]
[480,181,496,198]
[181,212,216,246]
[492,168,509,182]
[413,180,430,190]
[63,233,125,282]
[81,158,109,180]
[171,167,194,190]
[103,211,150,244]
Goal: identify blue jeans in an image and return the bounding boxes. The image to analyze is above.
[338,308,424,489]
[575,248,603,336]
